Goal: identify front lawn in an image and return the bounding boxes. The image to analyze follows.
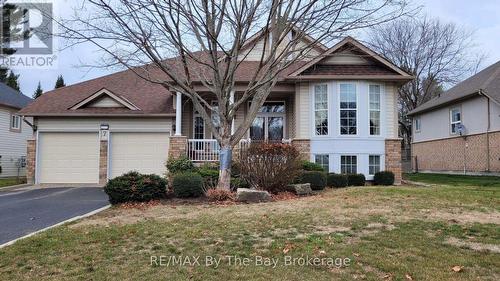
[0,177,26,189]
[404,173,500,187]
[0,185,499,280]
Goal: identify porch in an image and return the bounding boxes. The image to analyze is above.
[171,87,300,162]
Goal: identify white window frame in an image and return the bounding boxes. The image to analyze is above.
[369,155,381,176]
[10,114,21,131]
[313,84,329,136]
[247,100,287,141]
[314,154,330,172]
[415,117,421,133]
[339,83,358,136]
[368,84,381,136]
[450,107,462,135]
[340,155,357,174]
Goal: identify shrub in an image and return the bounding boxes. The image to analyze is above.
[104,171,167,204]
[197,166,219,189]
[373,171,395,185]
[206,189,235,202]
[172,172,204,198]
[300,160,325,171]
[327,173,348,188]
[166,156,195,175]
[297,171,327,190]
[239,143,301,193]
[347,173,366,186]
[230,177,249,190]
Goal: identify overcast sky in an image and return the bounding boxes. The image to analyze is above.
[13,0,500,97]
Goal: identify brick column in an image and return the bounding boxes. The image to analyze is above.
[385,139,402,185]
[26,139,36,184]
[99,140,108,185]
[291,139,311,161]
[169,136,187,159]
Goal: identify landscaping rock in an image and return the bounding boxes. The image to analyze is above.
[236,188,271,203]
[287,183,312,195]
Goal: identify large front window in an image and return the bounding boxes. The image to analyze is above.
[250,101,285,142]
[340,84,357,135]
[314,84,328,135]
[341,155,357,174]
[369,85,381,135]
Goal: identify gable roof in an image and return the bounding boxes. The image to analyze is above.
[69,88,140,110]
[287,36,413,80]
[0,83,32,109]
[408,60,500,116]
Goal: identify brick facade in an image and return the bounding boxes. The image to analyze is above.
[26,139,36,184]
[385,139,402,185]
[168,136,187,159]
[291,139,311,160]
[99,140,108,185]
[412,131,500,173]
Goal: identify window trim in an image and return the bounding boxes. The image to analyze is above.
[368,155,381,176]
[338,82,358,136]
[312,83,329,136]
[368,84,382,136]
[314,154,330,172]
[414,117,421,133]
[247,100,287,141]
[340,155,358,174]
[10,113,21,132]
[449,107,462,135]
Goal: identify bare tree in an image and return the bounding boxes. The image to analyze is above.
[368,16,485,144]
[57,0,411,189]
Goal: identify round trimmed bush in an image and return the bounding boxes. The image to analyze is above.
[172,172,204,198]
[297,171,327,190]
[104,171,167,204]
[373,171,395,185]
[327,173,348,188]
[197,167,219,188]
[300,161,326,171]
[166,156,195,174]
[347,174,366,186]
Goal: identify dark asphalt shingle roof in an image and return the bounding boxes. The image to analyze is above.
[0,82,32,109]
[408,60,500,116]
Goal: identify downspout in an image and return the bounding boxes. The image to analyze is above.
[481,89,491,172]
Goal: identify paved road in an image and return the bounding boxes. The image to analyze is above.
[0,187,109,245]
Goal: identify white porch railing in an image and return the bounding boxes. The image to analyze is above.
[187,138,292,162]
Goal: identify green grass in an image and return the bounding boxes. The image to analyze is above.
[404,173,500,187]
[0,177,26,189]
[0,185,499,280]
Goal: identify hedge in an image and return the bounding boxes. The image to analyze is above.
[297,171,327,190]
[172,172,204,198]
[327,173,348,188]
[104,171,167,204]
[373,171,395,185]
[347,173,366,186]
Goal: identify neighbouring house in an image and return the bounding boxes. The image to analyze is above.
[0,83,33,178]
[408,60,500,175]
[19,35,413,185]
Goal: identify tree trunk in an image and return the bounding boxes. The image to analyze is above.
[217,145,232,190]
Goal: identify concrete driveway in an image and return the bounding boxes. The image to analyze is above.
[0,187,109,245]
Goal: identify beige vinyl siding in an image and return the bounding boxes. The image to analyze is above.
[0,106,33,178]
[37,117,173,133]
[322,50,370,65]
[294,82,311,139]
[88,96,124,108]
[238,36,320,62]
[385,83,398,139]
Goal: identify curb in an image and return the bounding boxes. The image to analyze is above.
[0,205,111,249]
[0,183,31,193]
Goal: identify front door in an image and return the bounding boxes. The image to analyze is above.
[249,101,285,142]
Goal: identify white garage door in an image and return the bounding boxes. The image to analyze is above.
[110,133,170,178]
[38,132,100,184]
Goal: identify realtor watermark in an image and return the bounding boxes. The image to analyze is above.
[0,0,57,69]
[150,255,352,269]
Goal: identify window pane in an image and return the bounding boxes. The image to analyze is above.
[194,116,204,139]
[250,117,265,141]
[369,155,380,175]
[258,102,285,113]
[340,84,356,135]
[341,155,357,174]
[314,84,328,135]
[315,154,329,171]
[268,117,284,142]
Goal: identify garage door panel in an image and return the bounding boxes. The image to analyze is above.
[38,133,99,184]
[110,133,169,178]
